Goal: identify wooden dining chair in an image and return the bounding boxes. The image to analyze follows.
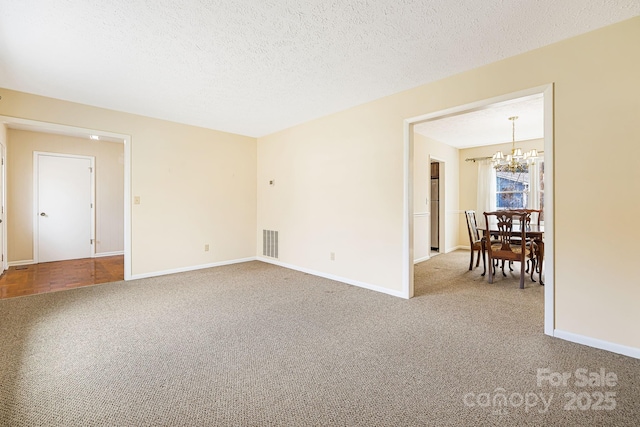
[525,209,544,279]
[509,209,542,278]
[483,210,530,289]
[464,210,486,276]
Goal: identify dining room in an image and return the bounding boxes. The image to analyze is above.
[411,90,548,292]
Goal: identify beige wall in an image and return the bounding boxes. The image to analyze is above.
[7,129,125,261]
[257,107,406,292]
[458,138,544,247]
[0,94,257,276]
[258,17,640,349]
[413,132,460,261]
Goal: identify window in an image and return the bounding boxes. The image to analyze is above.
[495,161,544,213]
[496,169,529,210]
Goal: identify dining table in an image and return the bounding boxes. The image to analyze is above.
[477,223,544,285]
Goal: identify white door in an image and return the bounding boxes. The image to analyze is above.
[36,153,94,263]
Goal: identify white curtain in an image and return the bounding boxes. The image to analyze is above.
[476,159,496,228]
[527,159,541,210]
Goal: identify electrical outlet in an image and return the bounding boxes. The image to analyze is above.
[204,244,209,252]
[330,252,335,261]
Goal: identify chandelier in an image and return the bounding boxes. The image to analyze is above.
[492,116,539,172]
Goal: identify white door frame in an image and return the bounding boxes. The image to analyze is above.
[402,84,555,336]
[0,140,6,272]
[33,152,95,263]
[0,115,132,280]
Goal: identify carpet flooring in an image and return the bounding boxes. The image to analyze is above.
[1,251,638,426]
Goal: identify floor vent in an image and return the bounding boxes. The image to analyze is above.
[263,230,278,259]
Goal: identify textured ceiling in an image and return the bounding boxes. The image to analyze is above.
[414,94,544,148]
[0,1,638,138]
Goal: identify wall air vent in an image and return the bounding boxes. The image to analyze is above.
[263,230,278,259]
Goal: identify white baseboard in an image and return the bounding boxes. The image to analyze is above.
[414,246,467,263]
[257,256,405,299]
[554,329,640,360]
[8,259,35,267]
[129,257,258,280]
[9,252,124,265]
[414,255,430,264]
[93,251,124,258]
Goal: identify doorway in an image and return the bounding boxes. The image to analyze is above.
[429,159,444,256]
[0,115,132,281]
[34,152,94,263]
[403,84,555,336]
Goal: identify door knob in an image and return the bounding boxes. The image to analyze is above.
[40,212,46,216]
